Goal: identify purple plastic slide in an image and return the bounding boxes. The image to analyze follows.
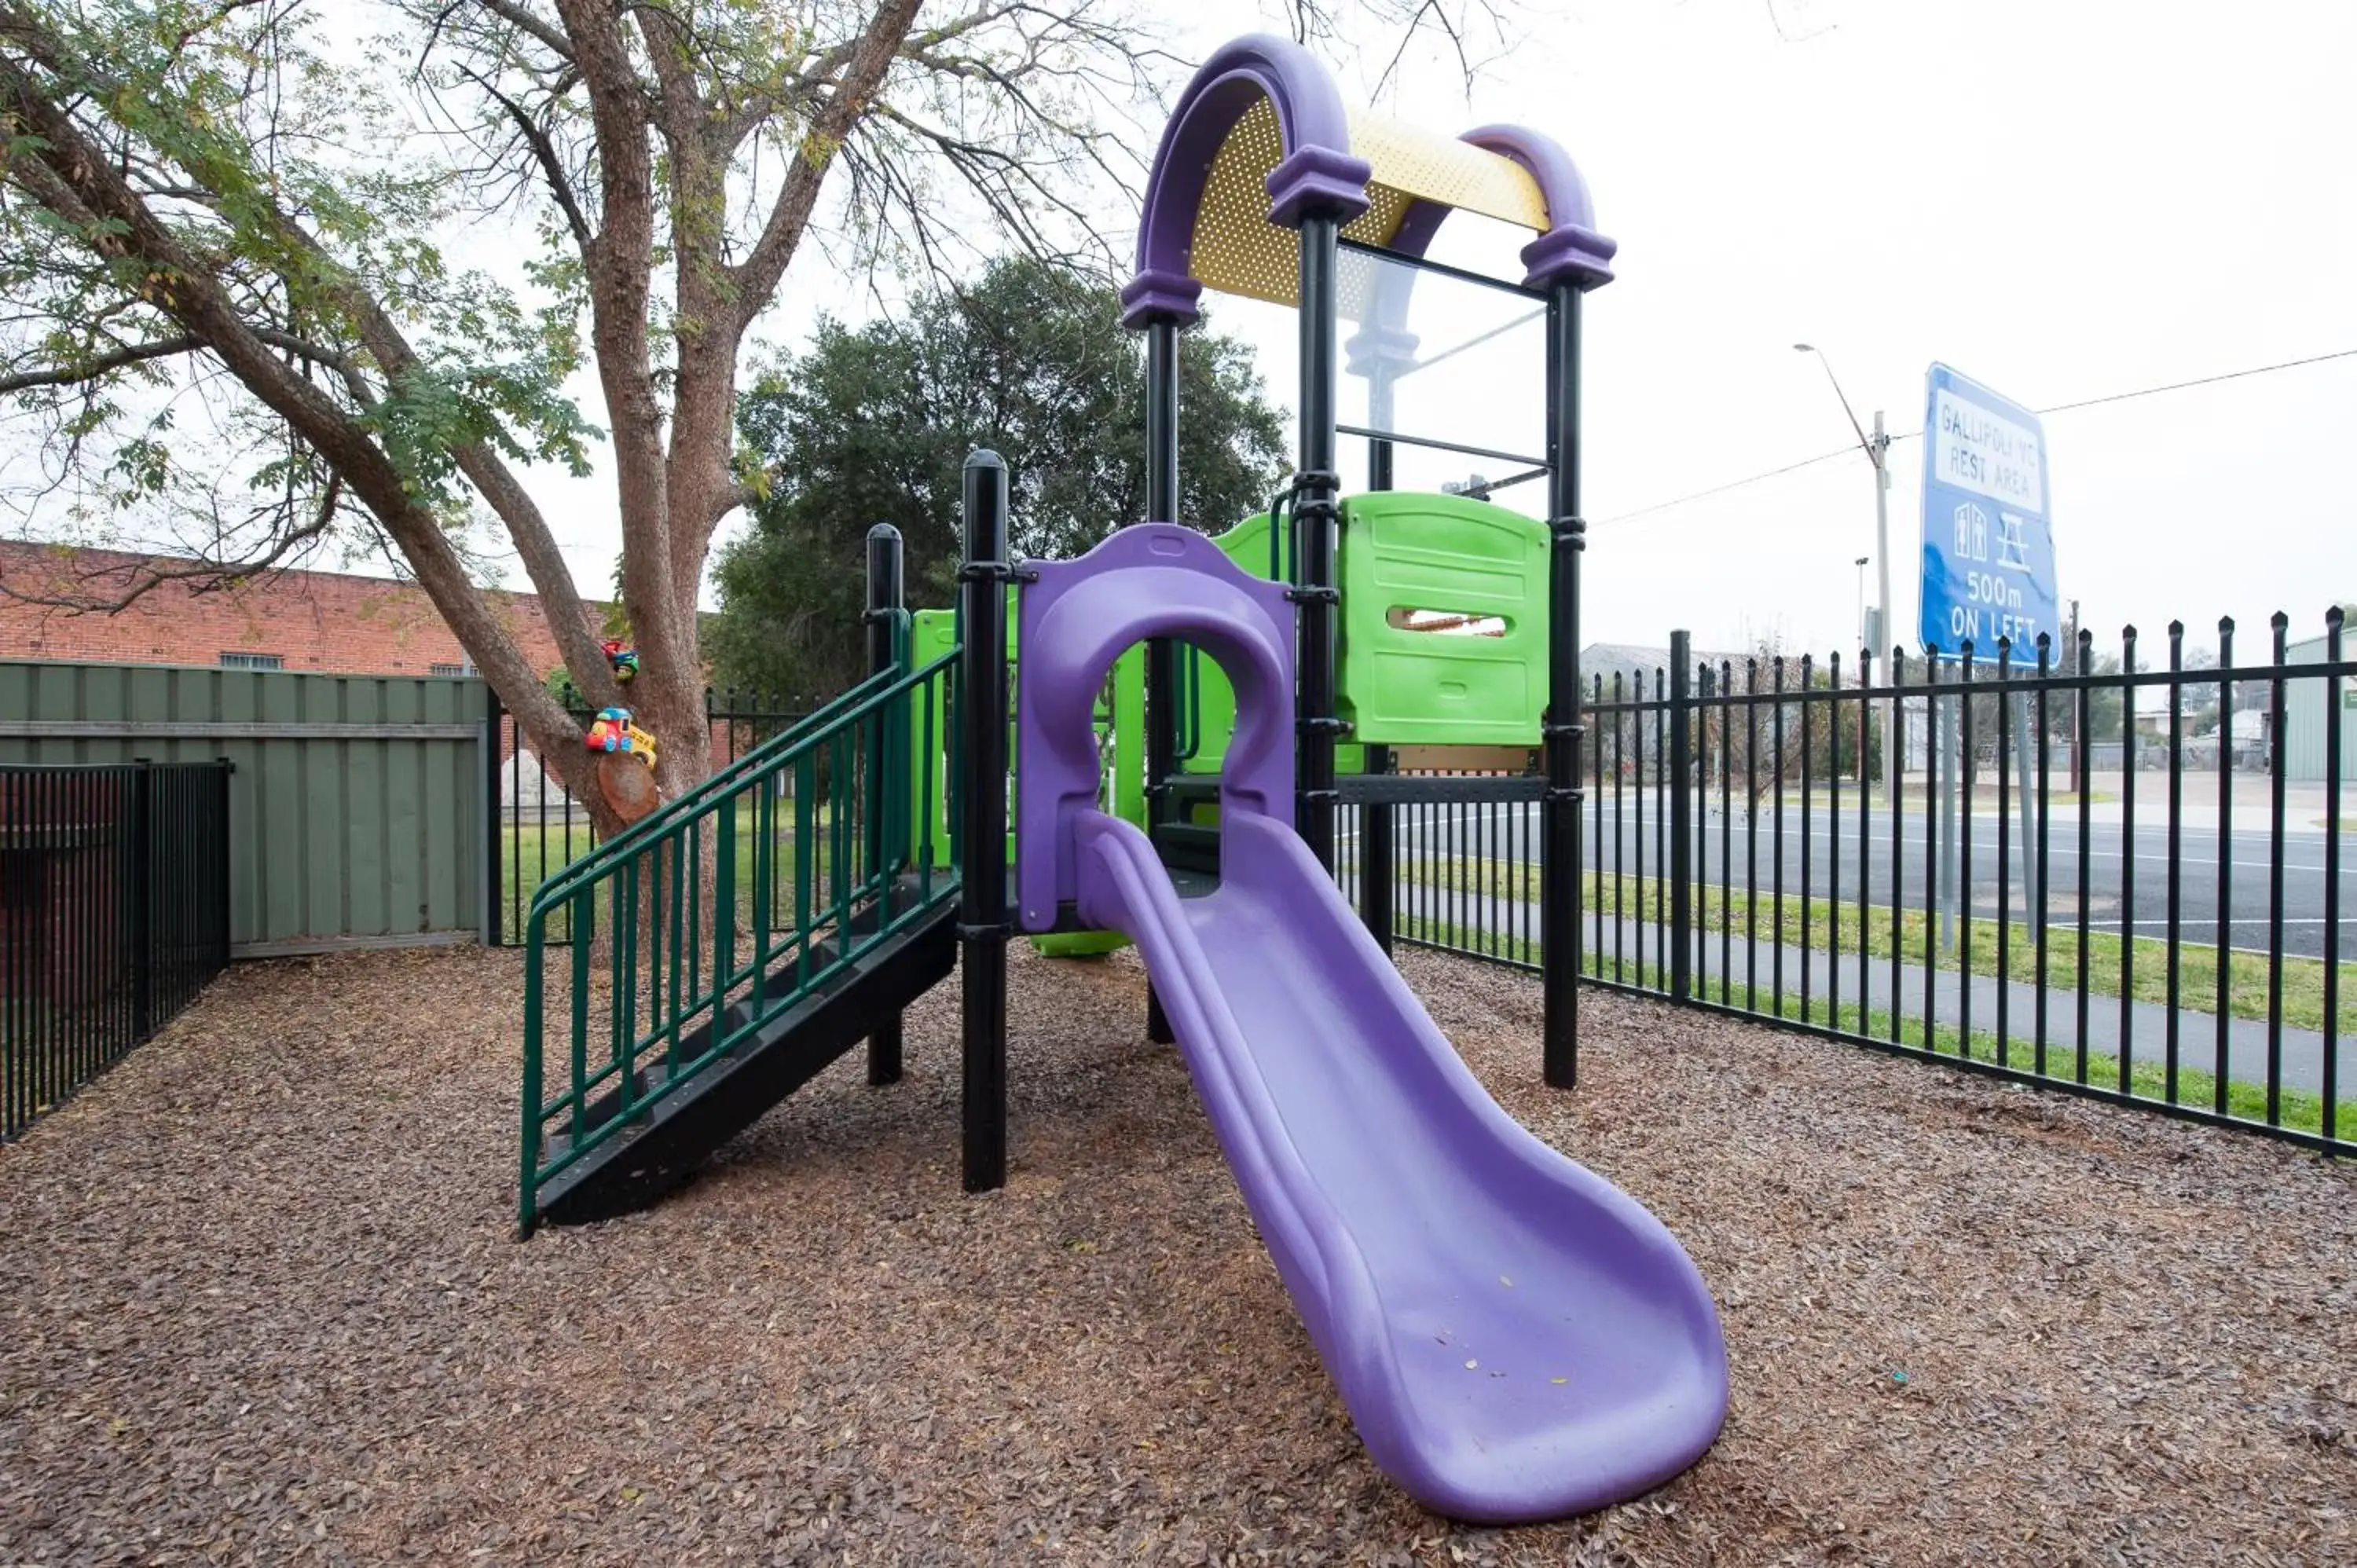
[1014,526,1728,1522]
[1076,808,1728,1522]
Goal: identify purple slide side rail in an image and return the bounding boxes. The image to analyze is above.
[1017,529,1728,1522]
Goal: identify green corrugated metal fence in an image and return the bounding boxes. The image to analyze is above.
[0,661,489,956]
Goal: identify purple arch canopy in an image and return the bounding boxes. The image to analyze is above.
[1124,34,1619,328]
[1014,526,1296,931]
[1122,33,1371,328]
[1395,124,1618,291]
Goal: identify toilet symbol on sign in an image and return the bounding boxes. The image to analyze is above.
[1952,501,1989,563]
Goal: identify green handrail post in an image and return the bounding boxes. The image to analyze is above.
[568,886,591,1136]
[520,913,546,1236]
[715,794,736,1035]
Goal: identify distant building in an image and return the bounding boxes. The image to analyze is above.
[2279,627,2357,784]
[1582,642,1752,694]
[0,540,589,680]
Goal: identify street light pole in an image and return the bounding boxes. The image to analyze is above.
[1794,344,1897,808]
[1854,555,1868,647]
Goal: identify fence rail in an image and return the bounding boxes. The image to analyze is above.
[1346,609,2355,1159]
[2,760,232,1138]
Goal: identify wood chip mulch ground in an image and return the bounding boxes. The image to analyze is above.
[2,941,2354,1566]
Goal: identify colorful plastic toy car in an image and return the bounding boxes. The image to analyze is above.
[603,639,640,683]
[585,706,658,766]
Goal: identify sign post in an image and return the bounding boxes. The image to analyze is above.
[1919,364,2058,948]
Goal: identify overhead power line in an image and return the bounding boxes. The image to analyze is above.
[1596,346,2357,526]
[1599,445,1854,524]
[2032,346,2357,415]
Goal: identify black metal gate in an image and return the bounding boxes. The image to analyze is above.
[2,760,233,1137]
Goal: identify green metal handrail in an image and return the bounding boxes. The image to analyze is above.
[520,649,960,1231]
[528,664,902,913]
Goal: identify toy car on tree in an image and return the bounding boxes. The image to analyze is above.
[585,707,657,765]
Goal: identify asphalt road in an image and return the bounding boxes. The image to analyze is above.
[1358,794,2357,962]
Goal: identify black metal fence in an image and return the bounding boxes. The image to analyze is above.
[486,686,817,944]
[1347,609,2354,1158]
[2,760,233,1138]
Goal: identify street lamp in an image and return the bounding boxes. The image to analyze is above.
[1794,343,1897,805]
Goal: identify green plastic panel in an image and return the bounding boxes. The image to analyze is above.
[1178,512,1270,773]
[909,601,1142,958]
[1184,495,1546,763]
[1334,491,1549,747]
[1181,512,1365,775]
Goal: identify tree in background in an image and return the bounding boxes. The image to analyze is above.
[709,257,1286,698]
[0,0,1497,826]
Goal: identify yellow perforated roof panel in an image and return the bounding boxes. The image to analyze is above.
[1346,108,1550,233]
[1192,96,1299,308]
[1189,97,1552,310]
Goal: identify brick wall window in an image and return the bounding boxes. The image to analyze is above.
[430,661,479,678]
[218,651,284,671]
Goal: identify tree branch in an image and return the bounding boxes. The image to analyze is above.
[0,507,340,614]
[269,222,624,709]
[0,27,588,765]
[0,335,201,393]
[476,0,573,62]
[731,0,925,313]
[549,0,671,641]
[460,64,594,251]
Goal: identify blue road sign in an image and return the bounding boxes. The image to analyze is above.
[1919,364,2058,660]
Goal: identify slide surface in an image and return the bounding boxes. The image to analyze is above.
[1074,807,1728,1522]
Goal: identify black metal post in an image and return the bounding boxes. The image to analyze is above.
[2118,625,2138,1094]
[1142,317,1180,1045]
[2214,617,2234,1112]
[1142,318,1181,819]
[2165,621,2185,1102]
[129,757,153,1040]
[1668,629,1692,1001]
[959,452,1012,1192]
[2267,610,2289,1123]
[1361,378,1396,951]
[1294,213,1343,872]
[865,521,907,1087]
[1541,280,1585,1087]
[2325,606,2344,1141]
[2033,637,2051,1069]
[484,683,504,947]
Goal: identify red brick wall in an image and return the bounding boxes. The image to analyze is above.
[0,540,597,680]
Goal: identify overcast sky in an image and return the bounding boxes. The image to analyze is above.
[493,0,2357,661]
